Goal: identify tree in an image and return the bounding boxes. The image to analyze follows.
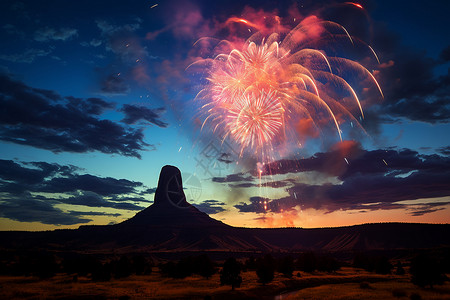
[195,254,216,279]
[91,260,111,282]
[296,252,317,273]
[395,261,405,275]
[410,254,447,288]
[317,255,341,273]
[113,256,133,279]
[256,254,275,285]
[278,256,294,278]
[132,255,152,275]
[373,256,392,275]
[220,257,242,290]
[244,256,257,271]
[353,253,392,274]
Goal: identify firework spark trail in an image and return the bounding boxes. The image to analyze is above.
[188,16,383,163]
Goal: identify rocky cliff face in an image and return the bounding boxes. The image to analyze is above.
[119,165,228,228]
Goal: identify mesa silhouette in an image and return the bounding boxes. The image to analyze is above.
[1,165,449,254]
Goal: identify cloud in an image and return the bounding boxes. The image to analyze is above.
[100,74,129,94]
[0,73,154,158]
[0,198,91,225]
[34,27,78,42]
[42,174,142,196]
[437,146,450,156]
[235,196,270,214]
[0,159,143,196]
[80,39,102,47]
[370,25,450,124]
[224,143,450,216]
[67,211,121,217]
[212,173,254,183]
[193,199,226,214]
[440,46,450,62]
[0,48,51,63]
[58,192,144,211]
[120,104,168,127]
[0,159,150,225]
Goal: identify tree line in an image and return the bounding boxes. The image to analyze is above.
[0,250,448,289]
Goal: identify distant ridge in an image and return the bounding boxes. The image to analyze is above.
[0,166,449,253]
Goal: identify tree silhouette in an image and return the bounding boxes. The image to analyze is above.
[410,254,447,288]
[113,256,133,279]
[256,254,275,285]
[395,261,405,275]
[220,257,242,290]
[296,252,317,273]
[244,256,257,271]
[353,253,392,274]
[317,255,341,273]
[278,256,294,278]
[132,255,153,275]
[195,254,216,279]
[91,260,111,282]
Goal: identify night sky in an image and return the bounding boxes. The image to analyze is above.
[1,0,449,231]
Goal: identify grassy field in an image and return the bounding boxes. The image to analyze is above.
[0,267,449,299]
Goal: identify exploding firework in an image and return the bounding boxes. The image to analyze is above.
[189,16,383,161]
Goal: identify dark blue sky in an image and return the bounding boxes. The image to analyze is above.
[0,0,449,229]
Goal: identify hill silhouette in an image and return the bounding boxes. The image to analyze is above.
[0,165,449,254]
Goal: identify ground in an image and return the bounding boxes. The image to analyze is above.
[0,267,449,299]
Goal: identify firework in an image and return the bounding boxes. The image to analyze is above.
[189,16,383,161]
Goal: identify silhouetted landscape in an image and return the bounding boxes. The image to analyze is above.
[1,166,449,299]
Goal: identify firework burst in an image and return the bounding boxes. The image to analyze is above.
[189,16,383,161]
